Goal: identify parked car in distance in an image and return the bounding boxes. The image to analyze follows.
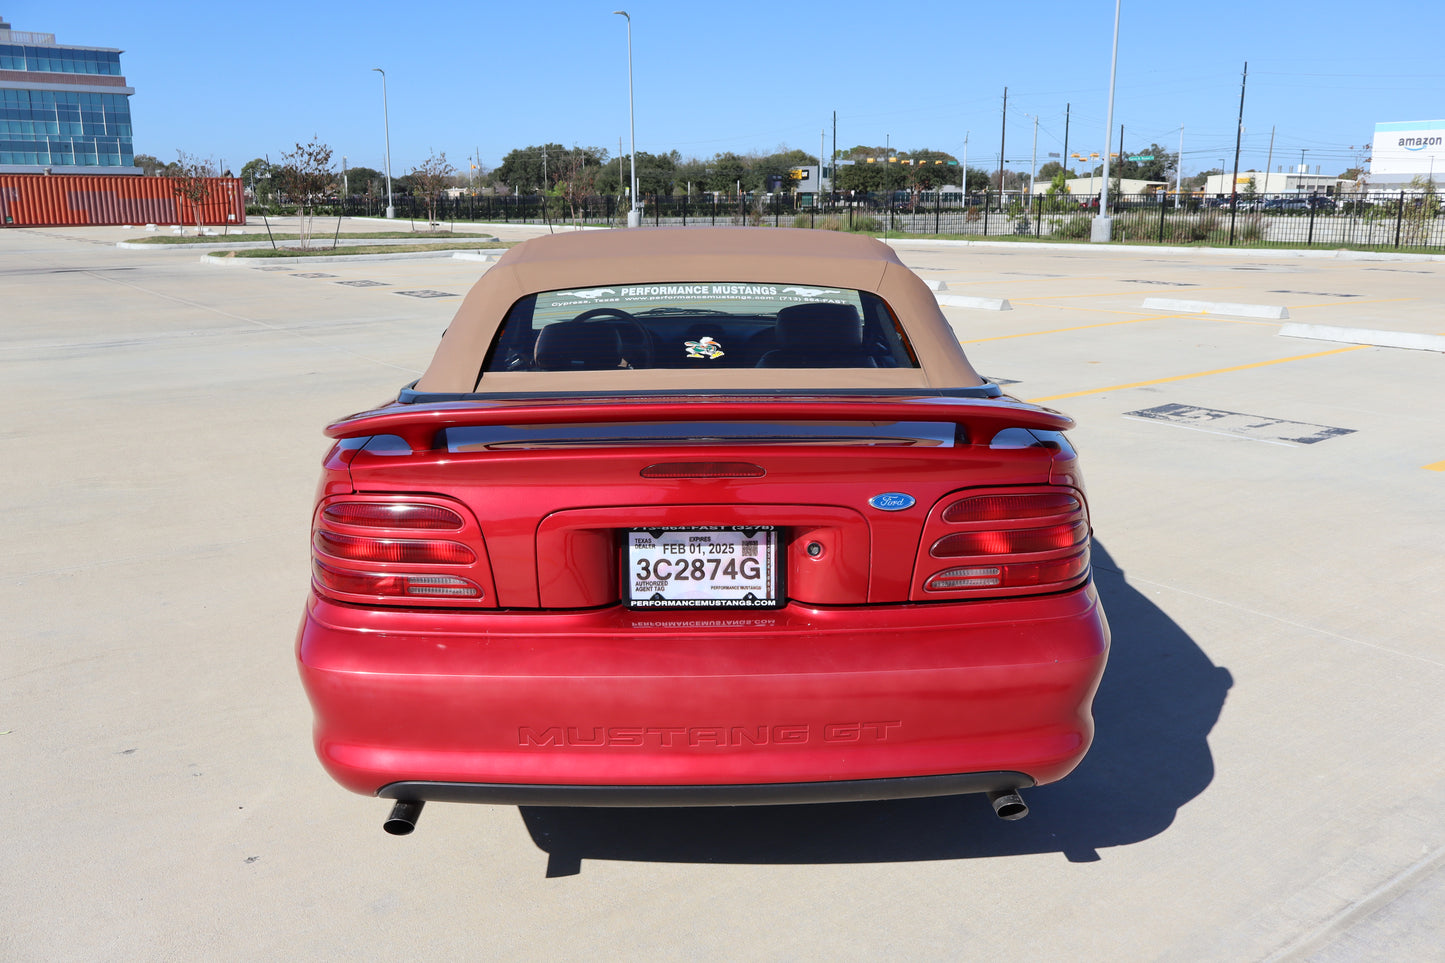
[1263,195,1336,213]
[296,227,1110,835]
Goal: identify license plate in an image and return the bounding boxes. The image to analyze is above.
[625,527,781,609]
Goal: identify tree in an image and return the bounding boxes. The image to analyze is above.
[704,152,748,195]
[274,137,335,249]
[343,165,383,197]
[674,157,709,195]
[134,154,173,177]
[1110,143,1177,183]
[634,149,679,197]
[240,157,276,204]
[410,151,455,227]
[901,149,959,191]
[1189,168,1223,192]
[496,143,565,194]
[168,151,217,234]
[1037,161,1072,182]
[555,147,603,221]
[834,147,907,193]
[753,148,817,194]
[964,166,990,193]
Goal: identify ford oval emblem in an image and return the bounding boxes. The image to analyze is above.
[868,492,915,512]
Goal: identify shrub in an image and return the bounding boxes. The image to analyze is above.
[1051,215,1092,239]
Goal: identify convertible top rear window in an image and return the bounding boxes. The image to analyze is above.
[482,283,919,373]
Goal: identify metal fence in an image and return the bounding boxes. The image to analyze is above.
[264,190,1445,252]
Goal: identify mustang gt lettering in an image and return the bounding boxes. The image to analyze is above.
[518,721,902,748]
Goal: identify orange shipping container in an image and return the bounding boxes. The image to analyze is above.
[0,174,246,228]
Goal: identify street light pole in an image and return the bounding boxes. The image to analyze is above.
[1092,0,1121,242]
[371,67,394,219]
[613,11,639,228]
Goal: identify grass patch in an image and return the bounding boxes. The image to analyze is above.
[207,241,514,258]
[133,230,497,245]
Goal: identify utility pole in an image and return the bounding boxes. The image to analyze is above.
[1264,126,1275,193]
[962,131,969,192]
[1229,61,1248,244]
[1026,114,1039,197]
[998,86,1008,204]
[1063,103,1071,174]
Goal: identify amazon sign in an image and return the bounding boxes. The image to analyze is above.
[1370,120,1445,177]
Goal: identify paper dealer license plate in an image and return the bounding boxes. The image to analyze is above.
[625,527,781,608]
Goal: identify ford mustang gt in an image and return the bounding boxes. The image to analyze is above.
[296,227,1109,834]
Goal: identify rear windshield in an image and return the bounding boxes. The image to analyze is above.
[482,283,919,372]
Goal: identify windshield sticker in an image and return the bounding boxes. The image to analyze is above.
[539,283,853,311]
[684,337,725,360]
[554,288,617,300]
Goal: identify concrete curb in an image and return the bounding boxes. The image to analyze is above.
[198,249,499,267]
[883,236,1445,262]
[124,236,499,253]
[1279,323,1445,352]
[937,294,1011,311]
[1143,297,1289,319]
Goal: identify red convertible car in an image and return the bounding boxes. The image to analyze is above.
[297,228,1109,834]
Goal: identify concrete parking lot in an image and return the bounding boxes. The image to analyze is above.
[3,222,1442,961]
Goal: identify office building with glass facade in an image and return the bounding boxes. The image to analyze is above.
[0,16,137,174]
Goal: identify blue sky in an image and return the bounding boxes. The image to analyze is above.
[13,0,1444,178]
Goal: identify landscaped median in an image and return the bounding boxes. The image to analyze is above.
[206,240,511,258]
[118,231,514,259]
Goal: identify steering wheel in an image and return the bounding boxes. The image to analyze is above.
[572,307,652,367]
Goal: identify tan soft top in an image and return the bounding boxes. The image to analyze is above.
[414,227,982,393]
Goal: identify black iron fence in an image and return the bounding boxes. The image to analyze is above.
[252,190,1445,251]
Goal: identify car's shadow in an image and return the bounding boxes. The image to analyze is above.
[519,541,1232,876]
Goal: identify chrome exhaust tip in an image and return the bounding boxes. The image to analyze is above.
[987,788,1029,821]
[383,799,424,835]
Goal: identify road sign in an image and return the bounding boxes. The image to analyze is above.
[1127,155,1155,161]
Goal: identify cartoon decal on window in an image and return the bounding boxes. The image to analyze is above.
[684,336,725,360]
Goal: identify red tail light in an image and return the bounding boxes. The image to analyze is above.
[932,521,1087,558]
[942,492,1079,523]
[914,487,1090,600]
[321,503,463,530]
[310,497,494,607]
[314,530,476,565]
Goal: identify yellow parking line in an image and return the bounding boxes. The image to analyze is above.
[1424,460,1445,472]
[1026,345,1367,402]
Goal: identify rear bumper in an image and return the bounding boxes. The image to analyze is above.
[297,584,1109,801]
[378,771,1033,807]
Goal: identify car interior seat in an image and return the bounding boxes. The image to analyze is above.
[532,320,624,370]
[756,302,876,368]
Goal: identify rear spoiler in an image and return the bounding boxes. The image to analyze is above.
[326,398,1074,452]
